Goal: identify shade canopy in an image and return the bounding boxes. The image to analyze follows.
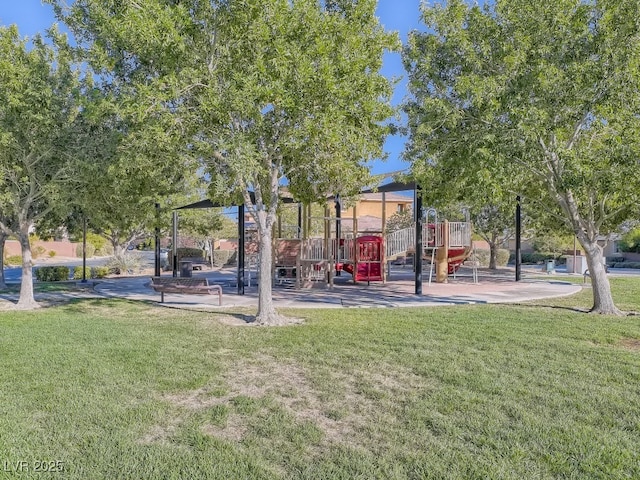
[176,171,415,210]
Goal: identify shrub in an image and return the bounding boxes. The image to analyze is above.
[472,250,490,267]
[73,266,92,280]
[612,261,640,269]
[86,233,109,254]
[168,248,205,268]
[32,246,47,259]
[213,250,236,267]
[95,243,114,256]
[6,255,22,266]
[107,252,144,275]
[507,252,567,265]
[178,247,205,259]
[619,228,640,253]
[496,249,510,266]
[48,250,56,257]
[92,266,109,279]
[471,249,510,268]
[75,242,96,258]
[531,233,574,255]
[36,266,70,282]
[72,266,108,280]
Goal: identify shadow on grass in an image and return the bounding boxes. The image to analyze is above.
[511,302,640,316]
[509,302,591,314]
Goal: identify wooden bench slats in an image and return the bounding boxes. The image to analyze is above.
[150,277,222,305]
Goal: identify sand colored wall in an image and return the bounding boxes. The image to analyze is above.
[341,200,411,219]
[4,240,79,258]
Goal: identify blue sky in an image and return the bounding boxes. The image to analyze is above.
[0,0,423,175]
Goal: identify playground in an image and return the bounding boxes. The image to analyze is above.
[271,213,475,289]
[176,188,479,292]
[154,186,584,310]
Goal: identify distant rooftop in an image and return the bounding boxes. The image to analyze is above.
[357,192,413,203]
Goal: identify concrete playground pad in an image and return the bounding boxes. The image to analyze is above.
[93,268,583,311]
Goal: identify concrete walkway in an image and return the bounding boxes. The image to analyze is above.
[90,267,583,311]
[0,266,583,311]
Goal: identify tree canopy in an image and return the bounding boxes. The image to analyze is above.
[0,25,82,307]
[403,0,640,314]
[50,0,399,324]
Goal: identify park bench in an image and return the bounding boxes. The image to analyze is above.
[180,257,209,270]
[149,277,222,305]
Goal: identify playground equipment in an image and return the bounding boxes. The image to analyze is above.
[274,239,301,279]
[266,199,474,288]
[341,235,384,283]
[286,216,473,287]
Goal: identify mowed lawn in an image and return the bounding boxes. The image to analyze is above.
[0,278,639,479]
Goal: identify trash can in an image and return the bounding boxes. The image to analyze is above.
[180,261,193,278]
[545,259,556,274]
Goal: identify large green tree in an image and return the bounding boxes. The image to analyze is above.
[195,0,397,324]
[403,0,640,314]
[51,0,398,324]
[71,91,194,256]
[0,26,82,308]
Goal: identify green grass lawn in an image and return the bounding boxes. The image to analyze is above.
[0,282,95,294]
[0,279,639,479]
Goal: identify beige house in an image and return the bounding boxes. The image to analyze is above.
[340,192,413,219]
[337,192,413,234]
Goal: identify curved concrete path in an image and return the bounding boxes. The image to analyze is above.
[92,267,583,311]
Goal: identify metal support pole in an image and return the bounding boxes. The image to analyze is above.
[297,203,302,239]
[237,204,245,295]
[154,203,161,277]
[415,185,423,295]
[335,194,341,276]
[172,211,178,278]
[516,195,522,282]
[82,216,87,283]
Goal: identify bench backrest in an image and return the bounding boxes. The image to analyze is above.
[150,277,208,287]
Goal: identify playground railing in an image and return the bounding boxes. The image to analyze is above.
[300,237,355,263]
[301,238,326,261]
[448,222,472,247]
[341,238,355,263]
[386,227,415,259]
[422,224,442,248]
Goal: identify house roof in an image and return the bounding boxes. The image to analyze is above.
[176,173,417,210]
[361,179,417,194]
[357,192,413,203]
[177,191,296,209]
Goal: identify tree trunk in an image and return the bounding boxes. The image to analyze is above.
[0,233,7,290]
[488,239,498,270]
[581,238,621,315]
[254,210,288,325]
[17,230,39,309]
[113,243,125,258]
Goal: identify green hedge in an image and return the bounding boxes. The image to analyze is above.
[73,266,109,279]
[213,250,236,267]
[168,248,205,268]
[508,252,566,265]
[5,255,22,266]
[92,266,109,278]
[75,242,96,258]
[36,266,70,282]
[611,261,640,269]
